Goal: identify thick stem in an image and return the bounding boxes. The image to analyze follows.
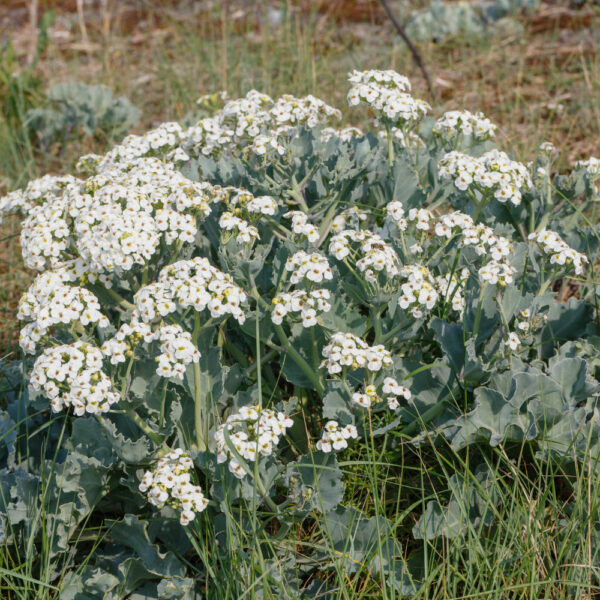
[472,195,491,223]
[538,277,555,296]
[274,324,325,395]
[372,307,384,344]
[252,284,325,395]
[125,408,162,445]
[193,360,206,451]
[105,288,136,311]
[193,312,207,451]
[472,282,488,339]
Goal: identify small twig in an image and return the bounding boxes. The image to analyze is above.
[378,0,438,103]
[27,0,39,65]
[76,0,91,49]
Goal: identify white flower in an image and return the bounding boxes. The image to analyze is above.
[397,265,440,318]
[31,342,119,415]
[438,150,531,207]
[139,449,208,526]
[317,420,358,453]
[320,332,392,375]
[134,257,247,324]
[433,110,496,142]
[285,251,333,285]
[503,332,521,352]
[329,230,401,280]
[528,229,588,276]
[478,260,515,286]
[347,70,429,128]
[214,405,294,478]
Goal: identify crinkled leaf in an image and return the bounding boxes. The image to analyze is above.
[285,452,344,513]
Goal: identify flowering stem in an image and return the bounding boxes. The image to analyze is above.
[316,185,347,247]
[125,408,162,445]
[379,320,408,345]
[251,283,325,395]
[193,312,207,452]
[104,288,136,312]
[222,428,279,513]
[472,195,491,222]
[386,125,395,167]
[287,178,310,213]
[255,300,262,407]
[538,277,555,296]
[401,392,453,436]
[472,282,488,339]
[274,324,325,395]
[372,307,384,344]
[428,234,460,266]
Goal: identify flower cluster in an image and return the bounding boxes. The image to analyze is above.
[433,211,512,261]
[139,449,208,526]
[397,265,439,318]
[408,208,433,231]
[352,377,411,411]
[15,157,215,275]
[101,320,155,364]
[247,134,285,157]
[155,325,201,379]
[386,201,408,230]
[316,421,358,453]
[271,289,331,328]
[478,260,515,286]
[528,229,588,276]
[347,69,430,128]
[245,195,279,216]
[98,122,187,169]
[182,90,341,159]
[329,230,401,281]
[330,206,369,233]
[515,308,547,335]
[435,269,469,315]
[438,149,531,206]
[219,212,260,245]
[320,332,393,374]
[134,257,247,324]
[271,94,342,128]
[30,342,119,415]
[433,110,496,142]
[0,174,80,225]
[320,126,363,143]
[20,195,72,271]
[214,405,294,479]
[284,210,319,243]
[18,273,109,354]
[576,157,600,176]
[75,189,161,273]
[285,251,333,285]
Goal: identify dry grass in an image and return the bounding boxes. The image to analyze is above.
[0,0,599,351]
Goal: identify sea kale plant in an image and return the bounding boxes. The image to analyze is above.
[1,70,600,598]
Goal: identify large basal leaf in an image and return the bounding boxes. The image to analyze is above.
[70,417,150,465]
[318,505,418,594]
[285,451,344,513]
[448,354,599,451]
[103,515,187,593]
[540,298,594,359]
[413,464,497,541]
